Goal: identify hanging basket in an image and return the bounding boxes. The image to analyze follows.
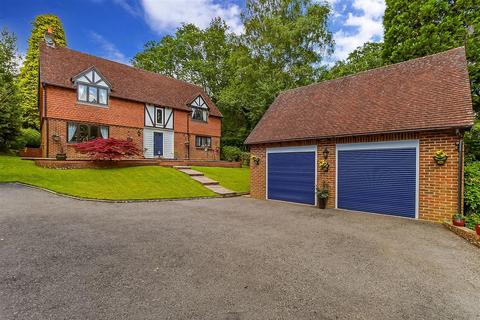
[433,150,448,165]
[319,160,329,172]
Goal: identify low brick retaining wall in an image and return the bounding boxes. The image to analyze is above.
[34,159,241,169]
[443,222,480,248]
[19,147,41,158]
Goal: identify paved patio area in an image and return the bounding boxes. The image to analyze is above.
[0,184,479,320]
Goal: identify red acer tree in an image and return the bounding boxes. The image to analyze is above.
[73,138,141,160]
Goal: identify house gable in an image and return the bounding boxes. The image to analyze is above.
[72,66,111,90]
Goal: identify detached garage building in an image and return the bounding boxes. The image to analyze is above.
[245,48,475,222]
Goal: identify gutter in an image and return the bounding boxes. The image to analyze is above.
[457,137,464,214]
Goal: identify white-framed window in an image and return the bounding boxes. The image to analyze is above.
[191,96,208,122]
[155,107,164,126]
[195,136,212,148]
[72,67,110,107]
[67,122,109,143]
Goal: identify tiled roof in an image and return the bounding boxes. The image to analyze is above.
[245,47,474,144]
[39,44,222,117]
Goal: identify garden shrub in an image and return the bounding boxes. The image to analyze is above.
[241,152,251,166]
[222,146,243,162]
[11,128,41,149]
[73,138,141,160]
[464,161,480,215]
[465,213,480,230]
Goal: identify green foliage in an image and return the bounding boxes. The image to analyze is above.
[11,128,41,149]
[324,42,384,80]
[221,145,244,162]
[464,119,480,163]
[242,0,333,85]
[219,0,333,145]
[0,28,21,150]
[465,213,480,230]
[241,151,251,166]
[383,0,480,112]
[133,18,233,102]
[16,14,67,129]
[0,155,216,200]
[464,161,480,215]
[133,1,333,147]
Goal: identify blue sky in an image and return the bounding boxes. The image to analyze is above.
[1,0,385,66]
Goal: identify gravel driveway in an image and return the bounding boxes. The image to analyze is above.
[1,184,479,320]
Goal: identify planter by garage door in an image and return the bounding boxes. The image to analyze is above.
[336,140,418,218]
[267,146,316,205]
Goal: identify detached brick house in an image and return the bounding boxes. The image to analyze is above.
[38,42,222,160]
[246,48,475,222]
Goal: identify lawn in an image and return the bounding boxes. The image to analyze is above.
[0,155,216,200]
[192,166,250,193]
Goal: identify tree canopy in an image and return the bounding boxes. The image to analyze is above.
[324,42,384,80]
[383,0,480,113]
[134,0,333,147]
[16,14,66,129]
[0,28,21,150]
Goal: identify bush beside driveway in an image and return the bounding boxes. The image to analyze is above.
[0,184,479,320]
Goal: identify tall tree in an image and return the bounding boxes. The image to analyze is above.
[383,0,480,112]
[133,18,234,102]
[242,0,333,86]
[218,0,333,146]
[324,42,384,80]
[0,28,21,150]
[16,14,67,129]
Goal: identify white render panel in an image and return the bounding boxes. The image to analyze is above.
[164,108,174,129]
[145,104,155,127]
[76,75,89,83]
[143,128,174,159]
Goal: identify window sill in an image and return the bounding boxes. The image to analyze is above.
[76,101,109,108]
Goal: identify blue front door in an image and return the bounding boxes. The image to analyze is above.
[337,147,417,218]
[267,151,316,205]
[153,132,163,156]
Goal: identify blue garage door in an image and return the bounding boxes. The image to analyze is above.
[268,151,316,205]
[337,147,417,218]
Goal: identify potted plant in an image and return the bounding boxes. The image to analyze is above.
[319,160,329,172]
[452,213,465,227]
[316,182,329,209]
[433,150,448,165]
[52,134,67,160]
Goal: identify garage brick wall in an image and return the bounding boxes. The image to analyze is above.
[249,130,462,222]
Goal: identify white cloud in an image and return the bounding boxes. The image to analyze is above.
[331,0,385,61]
[140,0,243,34]
[89,32,130,65]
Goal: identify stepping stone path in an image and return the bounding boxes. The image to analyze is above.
[174,166,236,196]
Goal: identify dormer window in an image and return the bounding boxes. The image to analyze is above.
[191,96,208,122]
[72,67,111,107]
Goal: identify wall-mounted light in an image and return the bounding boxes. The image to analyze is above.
[322,147,329,159]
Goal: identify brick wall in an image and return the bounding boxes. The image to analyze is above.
[249,130,462,222]
[40,85,222,161]
[44,118,143,159]
[45,86,144,128]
